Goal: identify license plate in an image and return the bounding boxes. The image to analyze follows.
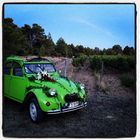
[69,101,79,108]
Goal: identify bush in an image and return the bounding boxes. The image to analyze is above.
[72,54,87,67]
[120,74,135,90]
[89,55,135,72]
[72,55,135,73]
[89,56,102,71]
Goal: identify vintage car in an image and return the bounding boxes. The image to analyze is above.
[4,56,87,123]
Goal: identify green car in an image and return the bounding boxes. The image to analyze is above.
[4,56,87,123]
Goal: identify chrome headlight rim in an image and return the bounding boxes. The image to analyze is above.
[49,88,56,96]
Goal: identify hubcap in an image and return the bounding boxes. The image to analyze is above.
[29,102,37,121]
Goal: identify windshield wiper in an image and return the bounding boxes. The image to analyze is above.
[26,66,37,74]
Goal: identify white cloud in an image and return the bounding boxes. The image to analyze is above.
[72,17,116,38]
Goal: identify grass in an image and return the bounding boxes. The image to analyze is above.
[94,72,109,94]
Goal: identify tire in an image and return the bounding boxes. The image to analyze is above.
[28,98,44,123]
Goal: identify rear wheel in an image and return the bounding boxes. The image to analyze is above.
[28,98,44,123]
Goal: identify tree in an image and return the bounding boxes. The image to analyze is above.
[4,18,134,58]
[103,48,106,55]
[106,48,113,55]
[21,23,46,54]
[112,45,122,55]
[21,24,33,53]
[77,45,84,53]
[94,47,100,55]
[55,37,67,56]
[44,33,55,56]
[123,46,135,55]
[3,18,27,57]
[69,44,77,57]
[39,45,46,56]
[67,44,73,57]
[31,23,45,47]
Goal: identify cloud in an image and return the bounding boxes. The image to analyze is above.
[72,17,115,38]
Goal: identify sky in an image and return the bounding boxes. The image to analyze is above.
[4,4,135,49]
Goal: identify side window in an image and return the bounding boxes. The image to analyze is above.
[4,62,12,75]
[13,62,23,77]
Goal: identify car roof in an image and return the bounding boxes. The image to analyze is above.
[5,56,52,64]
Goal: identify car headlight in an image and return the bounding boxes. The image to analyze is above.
[80,83,85,90]
[49,89,56,96]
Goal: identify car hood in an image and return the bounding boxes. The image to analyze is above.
[29,75,79,95]
[27,74,84,105]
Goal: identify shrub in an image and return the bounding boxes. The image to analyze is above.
[127,56,135,69]
[89,56,102,71]
[73,55,135,72]
[89,55,135,72]
[72,57,81,67]
[120,74,135,90]
[72,54,87,67]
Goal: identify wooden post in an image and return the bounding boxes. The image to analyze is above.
[64,58,67,77]
[101,61,104,82]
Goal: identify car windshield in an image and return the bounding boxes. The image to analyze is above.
[24,63,56,74]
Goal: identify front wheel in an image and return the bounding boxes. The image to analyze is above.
[28,98,44,123]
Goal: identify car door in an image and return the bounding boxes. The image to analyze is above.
[4,62,13,97]
[9,62,27,103]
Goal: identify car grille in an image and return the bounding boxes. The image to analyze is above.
[65,93,80,102]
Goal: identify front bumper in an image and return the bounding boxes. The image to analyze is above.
[47,102,87,115]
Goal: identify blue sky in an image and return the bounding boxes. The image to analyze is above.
[4,4,135,49]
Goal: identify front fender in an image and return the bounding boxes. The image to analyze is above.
[26,89,60,112]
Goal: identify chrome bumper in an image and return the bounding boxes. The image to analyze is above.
[47,102,87,115]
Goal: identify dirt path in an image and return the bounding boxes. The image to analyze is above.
[3,57,136,137]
